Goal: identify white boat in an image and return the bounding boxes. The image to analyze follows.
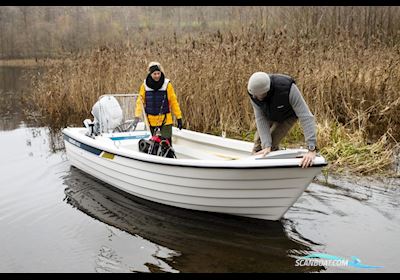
[62,94,327,221]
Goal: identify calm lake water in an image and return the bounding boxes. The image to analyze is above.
[0,66,399,273]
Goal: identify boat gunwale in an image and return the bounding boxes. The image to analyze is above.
[63,128,328,169]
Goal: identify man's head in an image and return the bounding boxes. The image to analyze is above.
[148,61,164,81]
[247,72,271,100]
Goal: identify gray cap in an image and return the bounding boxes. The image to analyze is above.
[247,72,271,99]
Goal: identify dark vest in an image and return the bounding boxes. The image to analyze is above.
[249,74,297,122]
[144,78,170,115]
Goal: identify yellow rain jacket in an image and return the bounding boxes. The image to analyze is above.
[135,80,182,127]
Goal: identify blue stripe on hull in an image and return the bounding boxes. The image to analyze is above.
[110,134,150,141]
[63,134,102,156]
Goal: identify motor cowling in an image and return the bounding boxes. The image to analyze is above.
[91,96,123,133]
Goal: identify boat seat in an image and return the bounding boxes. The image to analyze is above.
[173,144,231,160]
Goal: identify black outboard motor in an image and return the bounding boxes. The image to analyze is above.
[138,132,176,158]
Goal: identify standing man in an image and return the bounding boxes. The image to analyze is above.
[247,72,317,168]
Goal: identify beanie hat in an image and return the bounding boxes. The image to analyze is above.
[247,72,271,99]
[148,61,164,74]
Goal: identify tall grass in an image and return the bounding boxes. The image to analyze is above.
[25,24,400,175]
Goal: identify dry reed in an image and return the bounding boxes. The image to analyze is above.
[24,25,400,175]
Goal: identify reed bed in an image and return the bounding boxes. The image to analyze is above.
[0,58,57,67]
[25,25,400,175]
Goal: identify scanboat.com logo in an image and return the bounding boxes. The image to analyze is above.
[295,253,383,269]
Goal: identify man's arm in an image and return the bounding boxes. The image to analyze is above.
[289,84,317,168]
[250,99,272,149]
[288,84,317,148]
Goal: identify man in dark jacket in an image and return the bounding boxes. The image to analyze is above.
[247,72,317,168]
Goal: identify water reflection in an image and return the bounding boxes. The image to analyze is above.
[62,166,323,273]
[48,128,65,152]
[283,178,400,273]
[0,66,40,130]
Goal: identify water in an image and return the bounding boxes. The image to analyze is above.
[1,66,399,273]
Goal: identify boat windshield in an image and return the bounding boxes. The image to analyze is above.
[97,93,151,134]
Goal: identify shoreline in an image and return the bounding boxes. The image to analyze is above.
[315,172,400,190]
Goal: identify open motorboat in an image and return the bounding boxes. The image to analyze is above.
[62,94,328,221]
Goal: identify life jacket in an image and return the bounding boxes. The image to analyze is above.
[144,78,170,115]
[249,74,297,122]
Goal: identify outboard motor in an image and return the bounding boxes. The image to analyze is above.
[83,118,96,137]
[91,95,123,134]
[138,129,176,158]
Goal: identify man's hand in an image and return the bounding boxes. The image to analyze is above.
[300,150,316,168]
[254,146,272,157]
[177,118,183,130]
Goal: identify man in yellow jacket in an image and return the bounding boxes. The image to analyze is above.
[134,62,183,144]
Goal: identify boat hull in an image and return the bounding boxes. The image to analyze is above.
[63,130,325,221]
